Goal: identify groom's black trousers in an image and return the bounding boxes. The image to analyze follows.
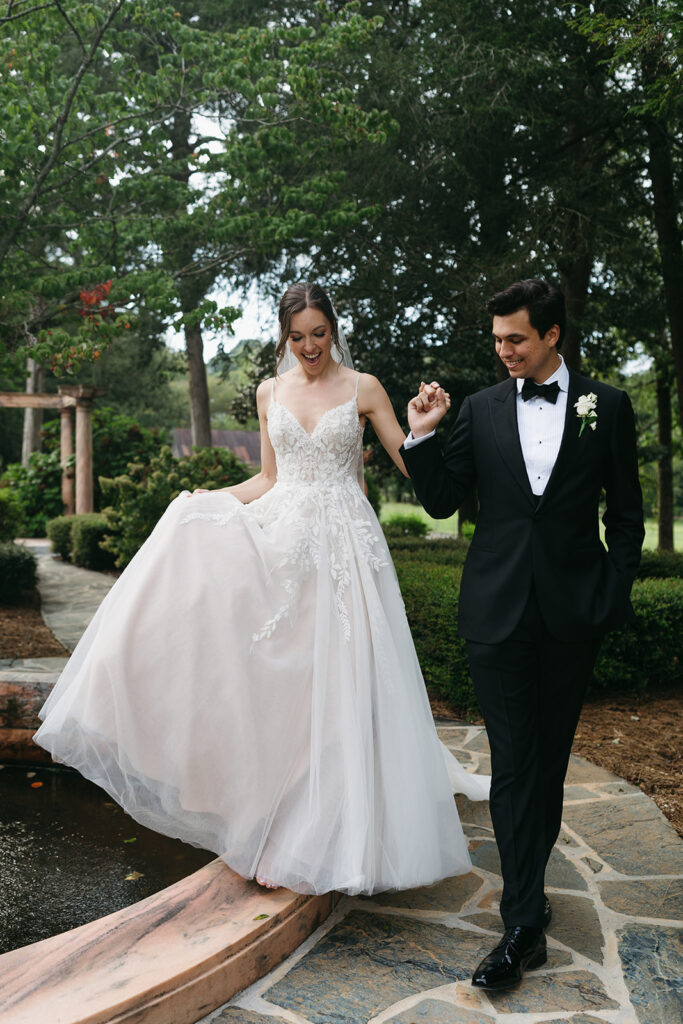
[466,585,601,931]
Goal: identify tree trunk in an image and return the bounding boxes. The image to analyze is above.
[646,117,683,435]
[169,111,213,450]
[21,357,45,465]
[185,321,212,448]
[655,367,674,551]
[558,206,594,373]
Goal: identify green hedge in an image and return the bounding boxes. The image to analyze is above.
[594,578,683,690]
[0,542,38,603]
[46,515,73,559]
[47,513,117,570]
[0,488,22,541]
[395,561,477,713]
[383,514,429,538]
[71,514,116,571]
[637,550,683,579]
[394,560,682,714]
[389,534,470,567]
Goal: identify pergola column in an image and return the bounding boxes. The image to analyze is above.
[60,406,75,516]
[75,399,94,514]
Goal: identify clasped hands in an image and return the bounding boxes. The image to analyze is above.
[407,381,451,438]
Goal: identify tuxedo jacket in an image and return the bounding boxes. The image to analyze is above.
[400,371,645,644]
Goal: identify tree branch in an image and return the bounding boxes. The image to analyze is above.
[0,0,125,270]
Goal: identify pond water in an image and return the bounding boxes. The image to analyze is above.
[0,763,215,955]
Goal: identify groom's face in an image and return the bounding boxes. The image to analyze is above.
[492,308,561,384]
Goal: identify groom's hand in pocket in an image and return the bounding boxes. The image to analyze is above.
[408,381,451,438]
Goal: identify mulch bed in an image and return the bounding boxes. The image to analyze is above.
[0,594,70,659]
[433,689,682,838]
[2,600,681,837]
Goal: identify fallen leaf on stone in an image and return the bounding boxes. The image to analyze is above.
[253,914,270,921]
[123,837,137,843]
[30,781,43,788]
[125,871,144,881]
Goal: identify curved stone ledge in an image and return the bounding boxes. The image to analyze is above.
[0,859,334,1024]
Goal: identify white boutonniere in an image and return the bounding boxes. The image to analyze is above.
[575,392,598,437]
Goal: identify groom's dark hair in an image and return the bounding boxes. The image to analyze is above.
[486,279,566,348]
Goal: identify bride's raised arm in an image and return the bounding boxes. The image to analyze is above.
[358,374,451,478]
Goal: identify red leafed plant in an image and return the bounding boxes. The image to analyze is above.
[79,279,113,317]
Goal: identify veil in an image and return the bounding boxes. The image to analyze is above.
[277,311,365,491]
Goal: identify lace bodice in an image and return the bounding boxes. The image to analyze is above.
[181,375,388,644]
[266,393,363,489]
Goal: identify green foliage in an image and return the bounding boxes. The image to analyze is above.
[594,579,683,690]
[637,550,683,579]
[383,514,429,538]
[388,535,470,567]
[391,542,682,716]
[46,516,74,560]
[0,489,23,541]
[0,0,389,379]
[0,542,37,603]
[100,445,250,567]
[1,451,63,537]
[71,513,117,571]
[395,561,477,714]
[42,406,164,510]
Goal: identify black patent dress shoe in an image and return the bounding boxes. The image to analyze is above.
[471,926,547,990]
[543,894,552,929]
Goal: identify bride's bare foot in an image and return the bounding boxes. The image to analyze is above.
[255,875,280,890]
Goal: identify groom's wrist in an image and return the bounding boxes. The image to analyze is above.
[404,429,436,449]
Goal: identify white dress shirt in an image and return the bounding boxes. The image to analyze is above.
[404,356,569,496]
[516,357,568,495]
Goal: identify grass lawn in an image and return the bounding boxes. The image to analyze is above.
[380,501,681,551]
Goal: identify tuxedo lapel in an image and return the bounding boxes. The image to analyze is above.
[538,370,583,508]
[490,379,536,507]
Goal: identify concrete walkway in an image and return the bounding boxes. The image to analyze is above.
[7,544,683,1024]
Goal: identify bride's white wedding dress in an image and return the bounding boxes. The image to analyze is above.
[35,374,488,896]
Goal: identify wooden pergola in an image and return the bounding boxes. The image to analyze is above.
[0,386,107,515]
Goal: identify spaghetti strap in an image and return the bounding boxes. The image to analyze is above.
[354,372,360,399]
[271,377,276,400]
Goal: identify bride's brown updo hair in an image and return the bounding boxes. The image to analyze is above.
[276,282,342,372]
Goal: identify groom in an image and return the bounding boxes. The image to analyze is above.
[400,279,644,990]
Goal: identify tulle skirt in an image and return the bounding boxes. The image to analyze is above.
[35,488,488,895]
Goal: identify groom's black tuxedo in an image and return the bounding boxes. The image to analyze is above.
[400,368,644,932]
[401,371,644,645]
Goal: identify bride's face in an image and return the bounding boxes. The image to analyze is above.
[288,306,333,375]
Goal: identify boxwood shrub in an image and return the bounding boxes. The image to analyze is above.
[389,534,470,567]
[637,550,683,579]
[594,577,683,690]
[71,513,116,571]
[0,488,22,541]
[383,514,429,538]
[395,561,477,714]
[0,542,38,603]
[394,557,682,714]
[46,515,73,560]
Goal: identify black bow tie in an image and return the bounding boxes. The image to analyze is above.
[521,379,560,404]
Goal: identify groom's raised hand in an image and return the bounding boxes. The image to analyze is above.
[407,381,451,438]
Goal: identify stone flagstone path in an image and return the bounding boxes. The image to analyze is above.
[5,543,682,1023]
[201,725,682,1024]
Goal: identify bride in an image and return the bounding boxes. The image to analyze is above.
[35,282,488,896]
